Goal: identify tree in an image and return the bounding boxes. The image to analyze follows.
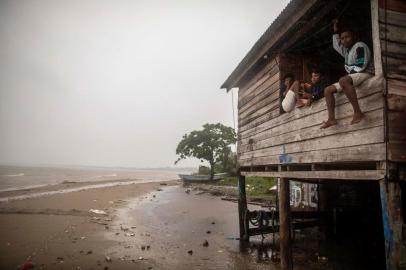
[175,123,237,180]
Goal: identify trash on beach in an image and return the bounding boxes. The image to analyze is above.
[89,209,107,215]
[138,256,144,260]
[80,236,86,240]
[20,260,35,270]
[156,188,163,191]
[160,183,168,185]
[105,256,112,262]
[206,230,211,234]
[226,236,240,240]
[202,240,209,247]
[187,250,193,255]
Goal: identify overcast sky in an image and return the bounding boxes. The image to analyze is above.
[0,0,289,168]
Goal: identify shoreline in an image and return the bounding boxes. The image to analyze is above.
[0,178,179,202]
[0,180,178,270]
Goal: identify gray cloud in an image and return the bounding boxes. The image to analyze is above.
[0,0,289,168]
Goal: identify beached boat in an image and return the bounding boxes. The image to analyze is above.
[178,173,228,182]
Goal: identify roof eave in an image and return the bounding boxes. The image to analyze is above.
[221,0,318,91]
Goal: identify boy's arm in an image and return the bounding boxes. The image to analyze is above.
[332,34,345,57]
[332,19,345,57]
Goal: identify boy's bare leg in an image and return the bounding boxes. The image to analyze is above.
[339,75,365,124]
[320,85,338,129]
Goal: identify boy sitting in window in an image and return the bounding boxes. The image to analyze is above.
[320,19,374,129]
[281,69,329,113]
[301,67,330,104]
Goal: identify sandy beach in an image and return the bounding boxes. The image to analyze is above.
[0,176,376,270]
[0,177,271,270]
[0,180,178,270]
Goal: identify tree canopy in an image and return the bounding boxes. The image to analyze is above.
[175,123,236,179]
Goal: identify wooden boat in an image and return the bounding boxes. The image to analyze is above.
[178,173,228,182]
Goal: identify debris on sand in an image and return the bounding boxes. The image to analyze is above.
[206,230,211,234]
[202,240,209,247]
[20,260,35,270]
[187,250,193,255]
[211,221,216,225]
[105,256,112,262]
[89,209,107,215]
[120,225,129,231]
[160,183,168,186]
[185,189,191,194]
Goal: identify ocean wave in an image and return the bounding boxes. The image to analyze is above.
[2,173,25,177]
[92,174,118,179]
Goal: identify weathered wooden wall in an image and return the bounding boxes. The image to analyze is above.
[379,0,406,162]
[237,60,386,168]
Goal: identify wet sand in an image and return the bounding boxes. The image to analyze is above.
[107,185,270,270]
[0,181,176,269]
[0,180,365,270]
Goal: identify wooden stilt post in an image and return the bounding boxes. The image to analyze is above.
[379,179,405,270]
[279,178,293,270]
[238,172,248,240]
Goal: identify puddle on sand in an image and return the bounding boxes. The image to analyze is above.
[104,185,281,270]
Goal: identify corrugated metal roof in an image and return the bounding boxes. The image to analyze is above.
[221,0,318,90]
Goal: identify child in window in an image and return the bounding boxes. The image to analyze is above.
[320,19,374,129]
[281,69,329,112]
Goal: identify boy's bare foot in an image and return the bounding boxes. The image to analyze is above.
[350,113,365,125]
[320,119,338,129]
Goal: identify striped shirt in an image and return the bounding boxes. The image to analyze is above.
[332,34,374,74]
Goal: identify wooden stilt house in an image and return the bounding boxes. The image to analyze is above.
[221,0,406,269]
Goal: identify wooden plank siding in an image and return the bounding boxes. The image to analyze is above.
[237,74,386,166]
[379,5,406,162]
[237,56,281,134]
[241,170,386,181]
